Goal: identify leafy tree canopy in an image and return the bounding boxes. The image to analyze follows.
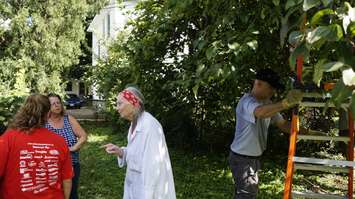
[0,0,108,95]
[91,0,354,150]
[90,0,293,149]
[0,0,108,129]
[285,0,355,112]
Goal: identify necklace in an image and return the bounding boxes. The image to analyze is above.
[49,115,64,128]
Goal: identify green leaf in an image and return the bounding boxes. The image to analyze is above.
[228,42,240,50]
[167,0,177,8]
[343,3,355,34]
[347,21,355,38]
[313,59,326,86]
[176,0,192,9]
[331,79,352,108]
[323,61,345,72]
[307,26,330,44]
[281,7,300,46]
[306,25,343,44]
[206,46,216,60]
[288,31,303,47]
[337,42,355,67]
[310,9,334,27]
[285,0,296,10]
[303,0,321,11]
[198,40,207,50]
[196,64,205,76]
[261,8,266,19]
[192,84,199,98]
[327,24,343,41]
[246,40,258,50]
[321,0,332,7]
[273,0,280,6]
[289,43,309,71]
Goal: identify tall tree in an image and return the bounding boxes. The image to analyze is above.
[0,0,107,95]
[91,0,292,149]
[92,0,354,150]
[0,0,108,131]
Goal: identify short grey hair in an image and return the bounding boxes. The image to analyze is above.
[124,86,145,121]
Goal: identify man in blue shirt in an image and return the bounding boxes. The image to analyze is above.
[229,68,303,199]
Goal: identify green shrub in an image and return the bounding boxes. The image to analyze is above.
[0,95,25,134]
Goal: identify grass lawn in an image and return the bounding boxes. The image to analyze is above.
[78,122,349,199]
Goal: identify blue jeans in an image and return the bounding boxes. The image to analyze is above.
[70,163,80,199]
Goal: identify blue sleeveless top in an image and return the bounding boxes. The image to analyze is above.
[45,115,79,164]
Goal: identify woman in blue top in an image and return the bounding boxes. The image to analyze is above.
[45,93,87,199]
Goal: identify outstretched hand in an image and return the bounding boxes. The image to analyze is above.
[282,89,303,108]
[100,143,123,157]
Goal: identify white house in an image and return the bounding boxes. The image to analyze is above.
[87,0,138,100]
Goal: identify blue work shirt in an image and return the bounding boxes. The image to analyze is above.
[230,93,283,156]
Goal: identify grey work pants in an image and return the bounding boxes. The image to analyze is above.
[228,151,261,199]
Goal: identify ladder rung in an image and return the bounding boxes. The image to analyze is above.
[300,102,335,107]
[293,157,355,168]
[297,135,349,142]
[292,191,346,199]
[300,102,349,108]
[303,92,330,98]
[294,163,349,173]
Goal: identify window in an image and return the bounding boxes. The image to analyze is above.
[107,13,111,38]
[65,82,72,91]
[79,82,85,95]
[102,18,106,37]
[98,42,101,58]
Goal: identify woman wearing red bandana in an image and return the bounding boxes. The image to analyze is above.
[101,87,176,199]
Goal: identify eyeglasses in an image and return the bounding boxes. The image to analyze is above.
[50,102,62,106]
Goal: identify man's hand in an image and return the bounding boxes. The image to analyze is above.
[282,89,303,108]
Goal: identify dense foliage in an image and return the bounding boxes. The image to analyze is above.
[90,0,354,150]
[0,95,24,134]
[285,0,355,111]
[0,0,108,129]
[90,0,295,150]
[0,1,88,93]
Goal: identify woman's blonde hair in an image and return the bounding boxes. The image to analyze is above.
[8,94,50,133]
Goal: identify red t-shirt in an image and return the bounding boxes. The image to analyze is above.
[0,128,74,199]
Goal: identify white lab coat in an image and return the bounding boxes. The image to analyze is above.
[117,111,176,199]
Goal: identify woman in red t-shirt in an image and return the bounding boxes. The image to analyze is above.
[0,94,73,199]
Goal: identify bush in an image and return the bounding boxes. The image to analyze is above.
[0,95,25,134]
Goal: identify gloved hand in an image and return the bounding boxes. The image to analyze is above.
[282,89,303,108]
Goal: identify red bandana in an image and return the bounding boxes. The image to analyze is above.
[121,90,140,107]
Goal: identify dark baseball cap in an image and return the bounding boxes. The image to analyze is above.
[255,68,284,90]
